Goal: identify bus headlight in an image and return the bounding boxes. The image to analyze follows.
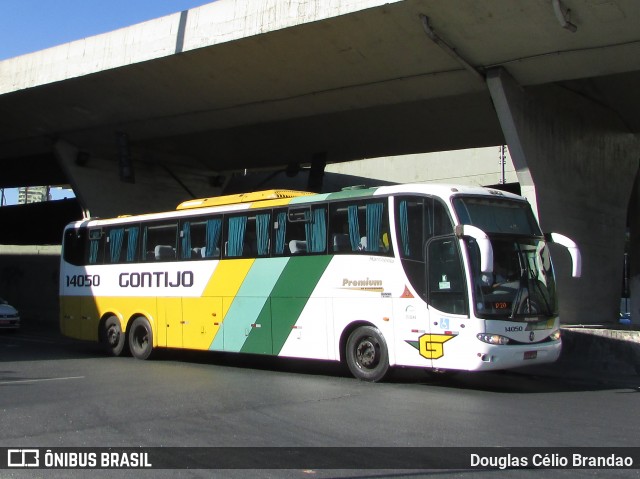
[477,333,510,345]
[549,330,561,341]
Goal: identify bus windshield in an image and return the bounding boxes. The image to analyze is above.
[453,196,557,320]
[452,196,541,236]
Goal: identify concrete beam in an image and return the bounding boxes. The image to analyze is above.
[487,67,640,325]
[53,139,224,218]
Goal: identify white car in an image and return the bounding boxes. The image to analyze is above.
[0,298,20,330]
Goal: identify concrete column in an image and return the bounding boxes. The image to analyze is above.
[53,139,224,218]
[629,170,640,323]
[487,67,640,325]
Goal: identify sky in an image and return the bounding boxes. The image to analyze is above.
[0,0,212,60]
[0,0,213,204]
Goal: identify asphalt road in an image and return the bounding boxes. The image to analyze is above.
[1,326,640,479]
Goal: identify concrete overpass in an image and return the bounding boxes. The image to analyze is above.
[1,0,640,325]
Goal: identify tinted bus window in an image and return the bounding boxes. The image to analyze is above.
[87,229,105,265]
[328,199,392,255]
[224,212,272,258]
[105,226,140,264]
[394,196,454,300]
[283,206,327,255]
[143,223,178,262]
[63,228,86,266]
[179,218,222,260]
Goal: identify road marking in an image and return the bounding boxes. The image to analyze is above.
[0,376,84,385]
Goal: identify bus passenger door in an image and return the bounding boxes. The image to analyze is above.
[182,297,223,351]
[158,297,183,348]
[424,236,469,370]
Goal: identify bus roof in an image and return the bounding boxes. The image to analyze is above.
[176,189,314,210]
[65,183,526,230]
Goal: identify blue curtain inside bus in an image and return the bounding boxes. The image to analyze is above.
[399,200,410,256]
[305,208,327,253]
[228,216,247,257]
[275,211,287,254]
[256,213,271,256]
[126,227,139,262]
[109,228,124,263]
[347,205,360,251]
[88,239,100,264]
[366,202,383,252]
[205,219,222,258]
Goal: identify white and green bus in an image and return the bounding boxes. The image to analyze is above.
[60,184,581,381]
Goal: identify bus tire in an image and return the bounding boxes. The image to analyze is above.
[345,326,389,382]
[101,315,127,357]
[128,317,154,360]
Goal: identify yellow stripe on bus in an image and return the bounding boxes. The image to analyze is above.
[202,259,255,317]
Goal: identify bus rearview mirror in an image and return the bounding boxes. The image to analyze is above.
[455,225,493,274]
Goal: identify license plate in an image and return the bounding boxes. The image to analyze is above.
[524,351,537,360]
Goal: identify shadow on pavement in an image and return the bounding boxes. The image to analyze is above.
[5,319,640,394]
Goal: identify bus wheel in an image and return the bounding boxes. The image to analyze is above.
[128,317,154,360]
[101,315,127,357]
[345,326,389,382]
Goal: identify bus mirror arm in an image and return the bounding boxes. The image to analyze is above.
[455,225,493,274]
[546,233,582,278]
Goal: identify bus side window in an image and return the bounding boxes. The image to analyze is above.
[86,229,105,265]
[273,210,289,255]
[396,196,456,301]
[179,219,222,260]
[224,212,271,258]
[305,207,327,253]
[396,198,425,299]
[274,207,310,256]
[204,218,222,259]
[329,200,392,255]
[105,226,140,264]
[224,215,248,258]
[396,197,453,259]
[255,212,271,257]
[396,198,424,260]
[427,237,468,315]
[180,221,196,260]
[143,222,178,262]
[432,200,453,236]
[273,205,327,256]
[329,203,359,253]
[63,228,87,266]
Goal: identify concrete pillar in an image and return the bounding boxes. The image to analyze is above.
[53,139,224,218]
[629,170,640,323]
[487,67,640,325]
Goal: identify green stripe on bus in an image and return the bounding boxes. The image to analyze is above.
[289,193,331,204]
[240,299,273,355]
[324,187,377,201]
[270,255,333,354]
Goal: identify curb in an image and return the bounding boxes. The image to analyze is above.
[517,327,640,384]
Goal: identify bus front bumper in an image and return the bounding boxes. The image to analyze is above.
[468,339,562,371]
